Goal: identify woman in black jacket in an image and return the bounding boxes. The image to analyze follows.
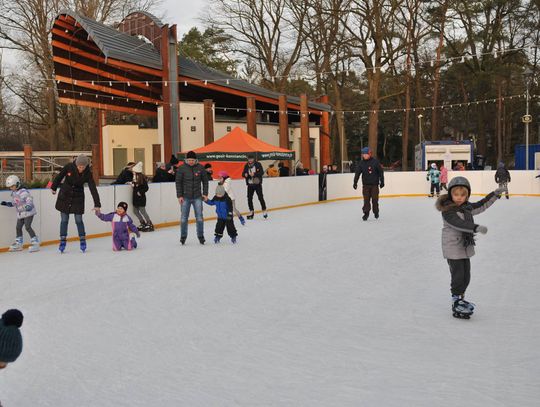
[51,154,101,252]
[131,162,154,231]
[111,162,135,184]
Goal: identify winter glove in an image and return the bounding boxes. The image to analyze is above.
[353,183,358,190]
[1,201,13,207]
[380,182,384,189]
[475,225,488,234]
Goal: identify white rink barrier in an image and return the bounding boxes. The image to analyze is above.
[0,170,538,250]
[0,176,318,250]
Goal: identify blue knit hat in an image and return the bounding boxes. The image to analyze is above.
[0,309,23,363]
[361,147,371,155]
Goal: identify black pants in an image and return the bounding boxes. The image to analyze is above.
[215,218,237,238]
[362,185,379,215]
[447,259,471,296]
[440,183,447,191]
[247,184,266,211]
[430,183,440,195]
[498,182,509,199]
[16,216,36,239]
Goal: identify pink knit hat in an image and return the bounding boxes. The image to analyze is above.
[218,170,229,178]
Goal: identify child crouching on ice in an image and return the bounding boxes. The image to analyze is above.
[95,201,140,251]
[1,175,39,252]
[205,184,238,244]
[435,176,506,318]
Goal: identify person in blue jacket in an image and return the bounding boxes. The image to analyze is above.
[205,184,238,244]
[427,163,441,197]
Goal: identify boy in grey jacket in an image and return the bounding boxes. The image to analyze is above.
[435,176,506,318]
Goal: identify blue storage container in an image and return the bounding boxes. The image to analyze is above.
[514,144,540,169]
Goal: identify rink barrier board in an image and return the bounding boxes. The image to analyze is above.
[1,171,539,251]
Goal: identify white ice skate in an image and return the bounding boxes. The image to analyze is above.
[8,237,23,252]
[28,236,40,253]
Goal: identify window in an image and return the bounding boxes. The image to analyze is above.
[191,126,196,132]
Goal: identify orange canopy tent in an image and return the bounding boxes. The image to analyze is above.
[177,127,295,179]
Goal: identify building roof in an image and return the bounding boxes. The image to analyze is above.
[55,10,331,112]
[58,10,163,70]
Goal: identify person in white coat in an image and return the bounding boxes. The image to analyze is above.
[218,171,245,225]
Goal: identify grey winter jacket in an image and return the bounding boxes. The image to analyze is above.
[175,163,209,199]
[435,192,499,259]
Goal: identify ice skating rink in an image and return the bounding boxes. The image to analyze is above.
[1,197,539,407]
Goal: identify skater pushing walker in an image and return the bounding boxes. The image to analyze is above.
[435,176,506,319]
[1,175,40,252]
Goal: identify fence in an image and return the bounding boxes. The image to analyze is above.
[0,170,538,250]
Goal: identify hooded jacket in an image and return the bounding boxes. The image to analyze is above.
[435,192,498,259]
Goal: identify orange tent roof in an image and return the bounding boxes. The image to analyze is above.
[179,127,295,161]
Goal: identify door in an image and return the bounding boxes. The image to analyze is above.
[134,148,145,172]
[113,148,128,176]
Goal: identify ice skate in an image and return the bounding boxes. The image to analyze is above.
[180,237,186,245]
[452,297,474,319]
[59,236,67,253]
[214,236,221,244]
[231,236,237,244]
[263,211,268,219]
[145,223,154,232]
[198,236,205,245]
[239,215,246,226]
[374,212,379,219]
[28,236,40,253]
[246,211,254,220]
[8,237,23,252]
[137,223,147,232]
[80,237,87,253]
[362,212,369,221]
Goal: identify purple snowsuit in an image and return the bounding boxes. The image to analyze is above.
[96,211,139,251]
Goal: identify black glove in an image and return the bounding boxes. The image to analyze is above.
[380,182,384,189]
[353,184,358,190]
[0,201,7,206]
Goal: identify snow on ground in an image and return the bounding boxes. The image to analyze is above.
[1,197,539,407]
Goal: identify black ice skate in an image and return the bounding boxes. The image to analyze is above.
[452,298,474,319]
[362,212,369,221]
[246,211,254,220]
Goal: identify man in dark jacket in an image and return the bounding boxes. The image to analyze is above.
[175,151,209,244]
[494,162,511,199]
[353,147,385,221]
[111,162,135,184]
[51,154,101,252]
[242,153,267,219]
[278,162,289,177]
[319,165,328,201]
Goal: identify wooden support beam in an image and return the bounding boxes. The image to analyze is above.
[23,144,32,182]
[300,94,310,170]
[319,95,331,167]
[203,99,214,145]
[246,97,257,138]
[279,95,289,149]
[59,97,157,116]
[91,144,100,185]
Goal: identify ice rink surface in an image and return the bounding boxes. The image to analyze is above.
[1,197,539,407]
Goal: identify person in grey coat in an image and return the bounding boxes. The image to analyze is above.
[435,176,506,315]
[175,151,209,245]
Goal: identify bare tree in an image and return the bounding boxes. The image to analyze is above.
[206,0,309,92]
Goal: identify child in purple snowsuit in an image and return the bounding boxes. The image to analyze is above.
[95,201,140,251]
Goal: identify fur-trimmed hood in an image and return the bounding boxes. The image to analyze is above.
[435,194,468,212]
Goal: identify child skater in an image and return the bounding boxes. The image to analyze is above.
[218,170,245,225]
[426,163,441,197]
[205,184,238,244]
[1,175,39,252]
[95,202,140,251]
[130,162,154,232]
[435,176,506,319]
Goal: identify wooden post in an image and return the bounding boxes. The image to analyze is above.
[152,144,162,170]
[300,94,310,170]
[23,144,32,183]
[319,95,331,167]
[91,144,100,186]
[97,110,106,176]
[279,95,289,149]
[246,96,257,138]
[203,99,214,145]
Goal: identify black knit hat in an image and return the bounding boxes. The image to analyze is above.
[247,153,255,160]
[117,201,128,212]
[169,155,179,165]
[0,309,23,363]
[186,151,197,159]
